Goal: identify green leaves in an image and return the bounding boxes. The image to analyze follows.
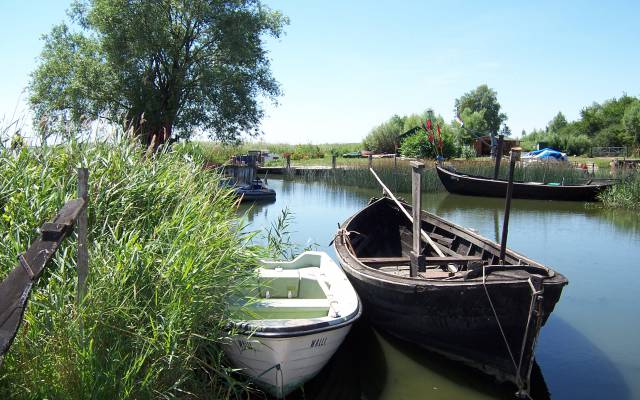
[454,84,507,136]
[30,0,288,144]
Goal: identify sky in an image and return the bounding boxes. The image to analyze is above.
[1,0,639,144]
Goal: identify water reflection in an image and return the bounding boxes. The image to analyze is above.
[237,178,640,400]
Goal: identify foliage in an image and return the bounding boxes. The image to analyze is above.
[599,171,640,210]
[457,108,489,144]
[291,144,324,160]
[460,145,476,159]
[454,85,507,136]
[520,94,640,155]
[622,101,640,144]
[547,112,568,133]
[399,128,458,159]
[362,114,405,153]
[29,0,288,145]
[0,139,260,399]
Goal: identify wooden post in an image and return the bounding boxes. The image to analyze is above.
[286,154,291,170]
[493,134,504,179]
[410,161,425,277]
[368,154,373,169]
[77,168,89,304]
[499,148,521,264]
[332,154,337,170]
[394,154,398,169]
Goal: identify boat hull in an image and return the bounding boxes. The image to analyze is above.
[222,325,351,398]
[436,165,611,201]
[333,197,568,390]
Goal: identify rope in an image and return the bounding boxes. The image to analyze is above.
[482,266,544,397]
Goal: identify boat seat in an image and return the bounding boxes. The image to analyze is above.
[258,268,300,298]
[244,298,331,319]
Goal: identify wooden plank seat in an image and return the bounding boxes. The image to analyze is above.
[360,255,483,266]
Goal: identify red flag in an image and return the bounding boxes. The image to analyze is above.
[428,133,434,143]
[426,119,432,131]
[437,124,441,136]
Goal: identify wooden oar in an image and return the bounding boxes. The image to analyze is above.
[369,168,455,265]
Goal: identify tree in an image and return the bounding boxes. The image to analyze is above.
[29,0,288,146]
[547,112,568,133]
[623,101,640,144]
[362,115,405,153]
[454,85,507,135]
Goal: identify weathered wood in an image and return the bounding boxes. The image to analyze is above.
[361,256,483,266]
[368,154,373,169]
[500,148,520,263]
[494,134,504,179]
[410,161,424,278]
[0,198,85,358]
[331,154,337,169]
[77,168,89,304]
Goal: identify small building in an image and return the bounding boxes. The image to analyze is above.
[474,135,520,157]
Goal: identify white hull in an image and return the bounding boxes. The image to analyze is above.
[223,325,351,397]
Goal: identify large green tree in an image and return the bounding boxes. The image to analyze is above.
[454,84,507,136]
[30,0,287,146]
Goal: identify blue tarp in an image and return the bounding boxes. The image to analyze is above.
[525,148,568,161]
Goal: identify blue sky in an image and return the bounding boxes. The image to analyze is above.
[1,0,639,143]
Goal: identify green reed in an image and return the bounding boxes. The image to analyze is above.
[599,170,640,210]
[0,139,262,399]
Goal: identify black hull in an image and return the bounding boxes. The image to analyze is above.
[436,165,612,201]
[334,197,568,390]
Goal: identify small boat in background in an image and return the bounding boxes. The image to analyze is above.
[436,164,613,201]
[334,196,568,395]
[223,252,361,398]
[234,178,276,202]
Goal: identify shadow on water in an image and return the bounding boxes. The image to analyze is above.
[536,316,631,400]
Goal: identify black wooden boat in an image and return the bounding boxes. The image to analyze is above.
[333,196,568,395]
[436,164,613,201]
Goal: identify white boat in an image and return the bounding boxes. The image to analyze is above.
[223,251,361,398]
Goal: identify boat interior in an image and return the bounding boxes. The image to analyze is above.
[232,254,337,320]
[343,199,551,281]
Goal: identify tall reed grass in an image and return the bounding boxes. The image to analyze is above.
[0,140,261,399]
[599,170,640,210]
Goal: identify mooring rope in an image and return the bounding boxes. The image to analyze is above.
[482,266,543,397]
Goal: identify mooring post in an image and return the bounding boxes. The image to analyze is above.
[286,154,291,170]
[77,168,89,304]
[410,161,425,277]
[368,154,373,169]
[332,154,337,170]
[494,134,504,179]
[499,148,521,264]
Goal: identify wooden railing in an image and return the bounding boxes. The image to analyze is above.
[0,169,88,363]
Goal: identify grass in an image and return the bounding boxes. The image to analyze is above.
[599,170,640,210]
[0,139,264,399]
[197,141,362,165]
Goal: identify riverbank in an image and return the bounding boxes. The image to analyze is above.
[0,141,261,399]
[599,171,640,209]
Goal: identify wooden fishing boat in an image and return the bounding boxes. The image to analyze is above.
[436,164,613,201]
[333,196,568,395]
[223,252,361,398]
[234,178,276,202]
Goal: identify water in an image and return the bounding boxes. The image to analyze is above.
[238,177,640,399]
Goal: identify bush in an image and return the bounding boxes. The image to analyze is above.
[0,140,258,399]
[565,135,592,155]
[399,132,458,159]
[291,144,324,160]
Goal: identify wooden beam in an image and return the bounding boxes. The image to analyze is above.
[0,199,85,359]
[360,255,482,266]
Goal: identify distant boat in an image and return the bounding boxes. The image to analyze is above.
[436,164,613,201]
[223,252,361,398]
[234,178,276,202]
[334,196,568,395]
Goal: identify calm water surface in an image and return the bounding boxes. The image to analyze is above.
[238,177,640,400]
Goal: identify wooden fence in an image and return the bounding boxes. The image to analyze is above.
[0,169,88,363]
